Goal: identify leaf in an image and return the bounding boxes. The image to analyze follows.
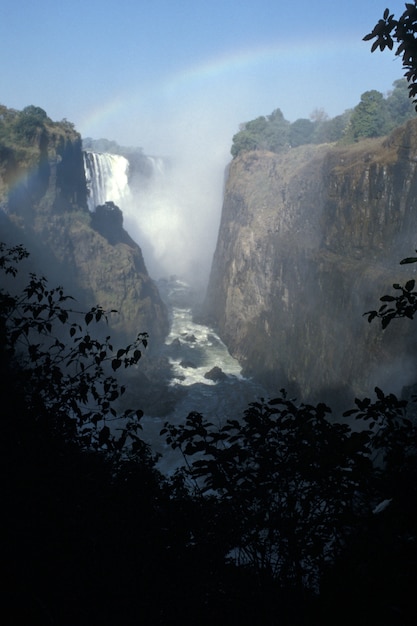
[343,408,358,417]
[111,358,122,371]
[375,387,384,400]
[98,425,111,445]
[405,279,415,291]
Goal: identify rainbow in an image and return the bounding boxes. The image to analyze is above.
[76,36,372,140]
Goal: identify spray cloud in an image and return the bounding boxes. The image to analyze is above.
[121,101,232,291]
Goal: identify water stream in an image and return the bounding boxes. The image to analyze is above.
[140,278,267,473]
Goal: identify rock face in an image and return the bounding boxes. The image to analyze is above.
[0,119,169,346]
[204,121,417,405]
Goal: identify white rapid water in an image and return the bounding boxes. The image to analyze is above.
[140,278,268,473]
[161,278,243,387]
[83,151,131,212]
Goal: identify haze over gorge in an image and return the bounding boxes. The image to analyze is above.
[1,100,417,425]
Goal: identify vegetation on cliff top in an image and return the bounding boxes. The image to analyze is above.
[0,104,81,205]
[231,78,415,158]
[0,104,79,155]
[364,0,417,109]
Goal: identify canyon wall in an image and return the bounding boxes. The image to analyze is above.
[0,116,169,347]
[204,120,417,406]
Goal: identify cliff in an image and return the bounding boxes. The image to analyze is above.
[0,108,169,346]
[204,120,417,406]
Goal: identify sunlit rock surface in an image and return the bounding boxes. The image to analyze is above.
[0,122,169,346]
[204,120,417,406]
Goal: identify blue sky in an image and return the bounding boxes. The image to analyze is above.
[1,0,409,158]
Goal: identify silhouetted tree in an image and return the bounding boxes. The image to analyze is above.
[364,1,417,108]
[162,394,373,598]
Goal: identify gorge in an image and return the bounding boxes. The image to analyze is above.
[2,106,417,621]
[2,108,417,424]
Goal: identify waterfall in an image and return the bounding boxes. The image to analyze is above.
[145,156,165,177]
[83,151,131,212]
[82,150,220,288]
[82,150,173,279]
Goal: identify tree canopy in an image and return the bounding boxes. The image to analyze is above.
[230,79,415,158]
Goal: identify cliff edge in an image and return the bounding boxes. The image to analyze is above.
[204,120,417,405]
[0,107,169,346]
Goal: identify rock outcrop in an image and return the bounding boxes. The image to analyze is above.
[204,121,417,406]
[0,113,169,346]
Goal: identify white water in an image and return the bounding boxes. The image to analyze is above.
[83,151,131,212]
[140,278,267,473]
[161,278,243,386]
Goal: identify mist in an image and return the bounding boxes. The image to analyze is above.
[126,162,221,287]
[120,101,233,292]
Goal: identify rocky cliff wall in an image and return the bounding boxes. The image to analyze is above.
[0,121,169,346]
[204,120,417,406]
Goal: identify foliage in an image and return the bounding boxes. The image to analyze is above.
[386,77,416,123]
[364,251,417,327]
[364,1,417,108]
[2,238,417,622]
[1,241,248,625]
[0,103,80,172]
[344,386,410,464]
[350,249,417,623]
[231,109,290,158]
[162,393,372,593]
[13,105,50,142]
[0,242,149,455]
[230,80,414,157]
[289,118,315,147]
[2,3,417,615]
[347,90,390,141]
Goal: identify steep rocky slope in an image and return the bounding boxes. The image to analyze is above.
[0,111,169,346]
[204,120,417,406]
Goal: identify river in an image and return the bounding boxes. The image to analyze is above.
[140,277,268,473]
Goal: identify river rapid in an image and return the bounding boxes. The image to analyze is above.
[140,277,268,473]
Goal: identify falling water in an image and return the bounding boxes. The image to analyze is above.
[83,151,131,212]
